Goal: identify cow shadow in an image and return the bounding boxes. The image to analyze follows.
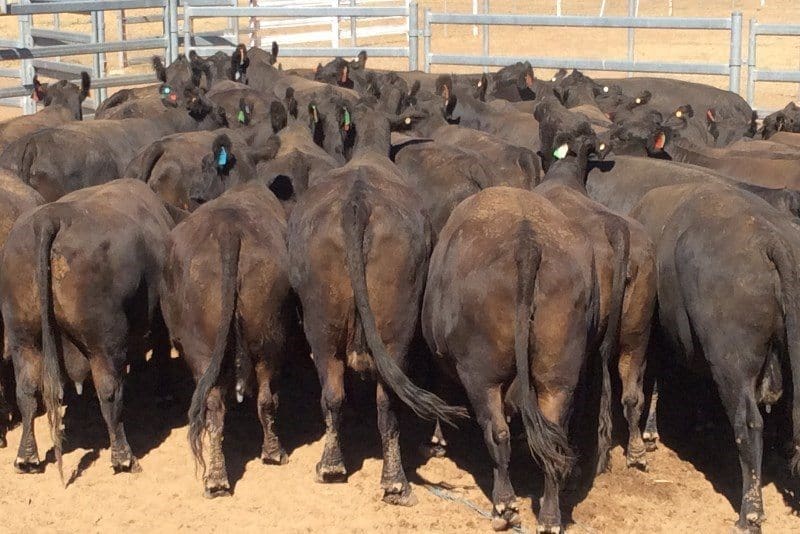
[652,338,800,518]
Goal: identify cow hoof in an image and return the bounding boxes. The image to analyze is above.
[420,441,447,459]
[204,484,231,499]
[730,522,762,534]
[261,449,288,466]
[382,485,417,507]
[642,432,659,452]
[491,503,521,531]
[626,443,648,471]
[315,461,347,483]
[535,524,563,534]
[112,457,141,474]
[14,457,42,474]
[0,435,6,449]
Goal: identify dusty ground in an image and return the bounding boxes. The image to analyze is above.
[0,1,799,533]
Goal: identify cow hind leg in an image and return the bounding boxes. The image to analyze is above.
[537,391,571,533]
[90,356,139,474]
[377,380,416,506]
[642,384,659,451]
[462,376,518,531]
[13,357,41,473]
[423,419,447,458]
[619,344,647,469]
[203,386,230,498]
[255,361,287,465]
[315,353,346,483]
[716,368,765,532]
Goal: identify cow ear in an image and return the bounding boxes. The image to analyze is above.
[284,87,298,119]
[79,71,91,101]
[776,114,786,132]
[357,50,367,68]
[270,41,279,64]
[31,76,46,102]
[212,134,234,173]
[152,56,167,82]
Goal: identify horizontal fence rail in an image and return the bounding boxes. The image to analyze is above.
[182,3,417,70]
[747,20,800,111]
[423,11,743,94]
[0,0,178,114]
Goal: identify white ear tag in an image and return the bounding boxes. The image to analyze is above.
[551,76,557,82]
[603,86,609,93]
[676,110,683,118]
[553,143,569,160]
[635,97,642,104]
[598,143,606,152]
[404,117,412,125]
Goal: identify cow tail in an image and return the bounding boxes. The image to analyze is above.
[767,238,800,476]
[187,229,240,476]
[19,136,37,183]
[596,219,631,474]
[341,179,467,426]
[34,213,64,485]
[513,219,574,483]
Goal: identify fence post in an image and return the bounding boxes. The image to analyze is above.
[747,18,757,106]
[18,1,35,115]
[482,0,489,73]
[626,0,635,77]
[408,2,418,71]
[423,7,431,73]
[91,9,108,105]
[729,11,742,94]
[179,0,188,61]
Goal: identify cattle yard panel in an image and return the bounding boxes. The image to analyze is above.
[248,1,410,49]
[0,0,178,114]
[422,11,744,94]
[182,3,418,71]
[746,20,800,114]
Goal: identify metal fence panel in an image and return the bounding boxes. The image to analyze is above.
[746,20,800,111]
[423,11,743,94]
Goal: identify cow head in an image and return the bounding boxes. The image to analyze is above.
[195,134,236,207]
[761,102,800,139]
[183,86,227,125]
[154,53,213,108]
[547,131,599,184]
[554,69,603,108]
[31,71,91,120]
[230,44,250,83]
[314,56,357,89]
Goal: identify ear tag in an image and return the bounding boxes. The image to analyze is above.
[477,80,482,88]
[603,86,609,93]
[675,110,683,118]
[404,116,412,125]
[217,146,228,167]
[162,86,171,94]
[235,70,241,81]
[635,97,642,104]
[553,143,569,160]
[237,110,246,123]
[598,143,606,152]
[551,76,557,82]
[343,109,351,131]
[312,105,318,123]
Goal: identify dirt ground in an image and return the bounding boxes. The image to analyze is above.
[0,1,799,533]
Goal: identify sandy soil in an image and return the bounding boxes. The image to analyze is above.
[0,1,799,533]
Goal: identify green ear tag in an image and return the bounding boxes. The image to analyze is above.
[237,110,245,123]
[553,143,569,160]
[343,109,351,127]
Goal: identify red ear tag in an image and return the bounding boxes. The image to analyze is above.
[654,132,666,150]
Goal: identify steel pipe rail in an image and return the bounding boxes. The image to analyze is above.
[0,37,168,60]
[5,0,168,15]
[423,10,743,94]
[746,20,800,108]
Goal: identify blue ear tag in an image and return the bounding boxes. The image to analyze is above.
[217,146,228,167]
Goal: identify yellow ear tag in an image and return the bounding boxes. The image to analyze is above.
[553,143,569,160]
[676,110,683,118]
[635,98,642,104]
[598,143,606,151]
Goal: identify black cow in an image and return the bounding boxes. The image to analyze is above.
[0,179,175,479]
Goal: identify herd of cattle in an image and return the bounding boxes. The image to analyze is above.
[0,42,799,533]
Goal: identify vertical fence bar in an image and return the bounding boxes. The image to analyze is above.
[481,0,488,73]
[171,0,181,62]
[93,9,108,104]
[627,0,635,77]
[331,0,340,48]
[747,18,758,106]
[117,9,127,68]
[423,7,431,73]
[18,3,35,115]
[229,0,239,49]
[408,2,418,71]
[728,11,742,94]
[350,0,357,47]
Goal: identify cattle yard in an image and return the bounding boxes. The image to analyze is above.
[0,1,799,534]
